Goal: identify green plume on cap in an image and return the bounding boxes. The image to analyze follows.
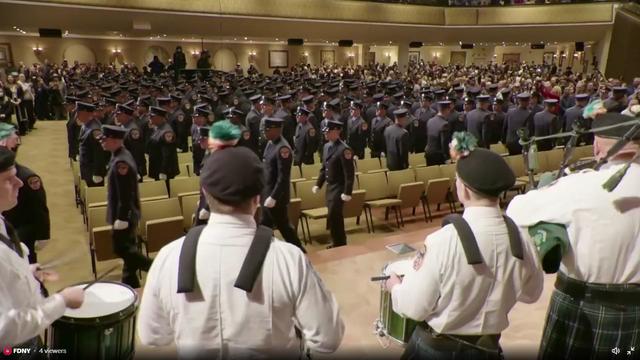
[582,99,605,119]
[210,120,241,141]
[450,131,478,158]
[0,122,17,141]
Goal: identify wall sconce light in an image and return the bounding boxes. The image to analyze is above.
[249,49,257,56]
[191,50,200,57]
[384,52,391,58]
[347,53,355,58]
[32,46,43,54]
[111,48,122,54]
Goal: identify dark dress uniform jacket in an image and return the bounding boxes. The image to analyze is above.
[503,107,533,154]
[169,109,189,152]
[106,147,141,225]
[370,116,392,156]
[465,108,491,147]
[147,122,179,179]
[384,124,410,171]
[316,140,355,198]
[485,112,505,146]
[413,107,434,153]
[3,164,50,263]
[190,124,206,175]
[274,108,296,149]
[293,121,319,166]
[235,122,259,156]
[346,116,369,159]
[123,121,147,177]
[425,115,450,158]
[533,110,559,151]
[79,118,108,183]
[66,109,80,160]
[262,136,293,206]
[245,107,262,151]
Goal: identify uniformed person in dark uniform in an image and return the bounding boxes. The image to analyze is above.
[0,123,50,264]
[116,104,147,180]
[191,106,211,176]
[563,93,592,145]
[77,102,108,187]
[485,99,505,146]
[99,125,153,288]
[169,94,190,153]
[345,100,369,160]
[370,101,392,158]
[135,95,152,146]
[533,99,561,151]
[400,100,417,153]
[293,107,319,166]
[500,88,513,113]
[384,109,411,171]
[259,96,277,156]
[260,117,306,253]
[503,93,533,155]
[65,96,80,162]
[245,94,262,152]
[424,101,452,166]
[603,86,628,113]
[274,94,296,147]
[301,95,319,129]
[318,100,340,161]
[413,93,435,154]
[147,106,180,183]
[226,107,258,155]
[365,94,384,125]
[313,120,355,249]
[465,95,492,148]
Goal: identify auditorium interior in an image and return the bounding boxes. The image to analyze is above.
[0,0,639,358]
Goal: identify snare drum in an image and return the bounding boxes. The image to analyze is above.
[47,281,138,360]
[377,259,419,344]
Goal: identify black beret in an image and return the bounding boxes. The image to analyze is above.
[101,125,127,140]
[592,113,640,140]
[200,147,264,206]
[0,147,16,173]
[76,102,96,112]
[457,148,515,198]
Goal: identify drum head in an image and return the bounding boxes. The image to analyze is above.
[64,282,136,319]
[384,259,414,277]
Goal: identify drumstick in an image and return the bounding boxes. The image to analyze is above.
[370,274,405,282]
[83,265,119,290]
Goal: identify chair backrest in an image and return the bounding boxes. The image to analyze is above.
[534,150,550,174]
[177,152,192,165]
[169,177,200,198]
[397,182,425,208]
[572,145,594,162]
[357,172,391,201]
[387,169,416,197]
[87,206,108,235]
[409,153,424,168]
[356,158,382,173]
[343,190,366,218]
[424,178,451,205]
[291,166,302,181]
[177,163,190,178]
[139,181,169,200]
[85,186,107,207]
[544,148,564,171]
[300,163,321,180]
[296,180,326,210]
[490,143,508,155]
[414,166,443,189]
[71,162,80,188]
[288,198,302,230]
[179,194,200,230]
[139,197,183,237]
[438,164,457,183]
[505,155,526,177]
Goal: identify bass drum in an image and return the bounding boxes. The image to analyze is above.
[47,281,138,359]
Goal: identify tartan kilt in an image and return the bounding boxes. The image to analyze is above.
[539,289,640,360]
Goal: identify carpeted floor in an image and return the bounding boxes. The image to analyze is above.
[22,121,552,359]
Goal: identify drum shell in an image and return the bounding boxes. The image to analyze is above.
[47,281,138,360]
[380,289,418,344]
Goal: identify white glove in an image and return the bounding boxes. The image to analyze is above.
[312,186,320,194]
[177,148,183,152]
[380,152,385,158]
[137,174,141,181]
[264,197,276,208]
[113,219,129,230]
[353,155,359,161]
[75,155,79,161]
[92,175,103,183]
[35,240,49,251]
[159,173,167,180]
[341,194,352,202]
[198,208,210,220]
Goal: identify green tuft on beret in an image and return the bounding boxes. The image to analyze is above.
[0,123,16,141]
[210,120,241,141]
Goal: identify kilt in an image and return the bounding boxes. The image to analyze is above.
[539,287,640,359]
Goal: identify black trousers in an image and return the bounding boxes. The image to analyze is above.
[21,100,36,130]
[326,189,346,247]
[261,203,306,253]
[112,225,152,288]
[506,142,522,156]
[425,152,445,166]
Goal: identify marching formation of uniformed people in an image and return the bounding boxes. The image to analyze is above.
[2,58,639,359]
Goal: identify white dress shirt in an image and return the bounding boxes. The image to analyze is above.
[507,161,640,284]
[391,206,543,335]
[0,217,66,345]
[137,213,344,358]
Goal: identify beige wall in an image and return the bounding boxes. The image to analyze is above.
[366,46,399,66]
[0,35,360,74]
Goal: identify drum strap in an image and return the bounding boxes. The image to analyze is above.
[176,225,273,294]
[442,214,523,265]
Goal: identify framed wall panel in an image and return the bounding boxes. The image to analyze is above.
[268,50,288,68]
[321,50,335,65]
[0,43,14,68]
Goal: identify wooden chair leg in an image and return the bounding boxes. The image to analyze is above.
[421,198,429,223]
[384,207,389,221]
[299,217,307,244]
[368,207,375,233]
[426,201,433,222]
[412,207,416,216]
[356,215,360,225]
[399,208,405,227]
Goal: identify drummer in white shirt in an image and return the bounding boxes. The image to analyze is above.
[0,147,84,353]
[385,133,543,359]
[506,112,640,359]
[137,146,344,358]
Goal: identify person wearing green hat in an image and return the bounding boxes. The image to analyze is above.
[386,132,543,360]
[507,112,640,359]
[0,123,50,265]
